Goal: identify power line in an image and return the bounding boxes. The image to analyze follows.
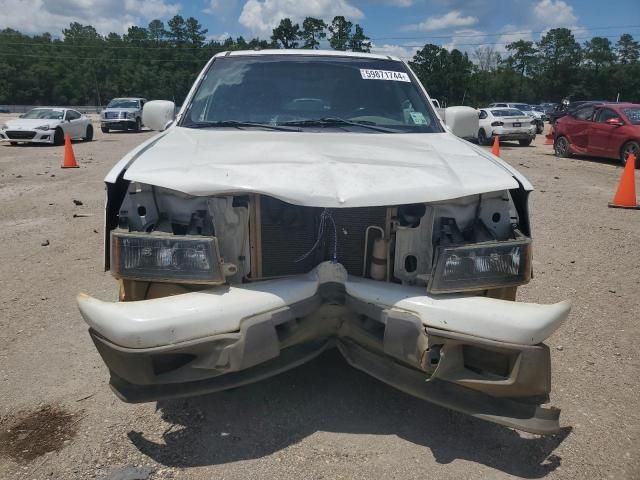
[0,23,637,47]
[0,52,205,63]
[1,33,631,59]
[369,24,640,41]
[393,33,640,48]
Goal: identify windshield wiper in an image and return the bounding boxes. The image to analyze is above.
[281,117,399,133]
[184,120,301,132]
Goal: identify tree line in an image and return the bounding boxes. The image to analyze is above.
[0,14,638,107]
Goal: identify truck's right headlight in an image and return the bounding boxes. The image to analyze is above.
[428,235,532,293]
[111,232,226,284]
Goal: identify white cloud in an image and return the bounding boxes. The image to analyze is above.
[370,43,418,59]
[203,0,239,18]
[0,0,181,35]
[532,0,577,28]
[442,28,486,51]
[379,0,414,6]
[207,32,233,42]
[403,10,478,32]
[239,0,363,36]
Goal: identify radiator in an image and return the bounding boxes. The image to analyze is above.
[260,196,386,278]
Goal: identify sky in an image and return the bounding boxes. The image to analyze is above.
[0,0,638,59]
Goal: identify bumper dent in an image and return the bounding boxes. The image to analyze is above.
[78,262,570,434]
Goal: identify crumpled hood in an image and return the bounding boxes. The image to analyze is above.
[118,127,530,208]
[5,118,61,129]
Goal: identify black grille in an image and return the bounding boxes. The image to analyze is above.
[104,111,120,119]
[260,196,386,278]
[6,130,36,139]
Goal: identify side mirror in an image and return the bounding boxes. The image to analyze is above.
[442,106,479,140]
[605,117,624,127]
[142,100,176,131]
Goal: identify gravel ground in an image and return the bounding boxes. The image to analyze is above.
[0,117,638,480]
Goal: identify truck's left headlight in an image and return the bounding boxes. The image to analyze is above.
[111,232,225,284]
[428,235,532,294]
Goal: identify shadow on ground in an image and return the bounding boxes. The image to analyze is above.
[128,349,570,478]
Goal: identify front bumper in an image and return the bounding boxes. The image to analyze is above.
[0,129,55,143]
[101,119,136,130]
[78,262,570,434]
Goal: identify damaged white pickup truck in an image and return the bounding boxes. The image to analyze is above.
[77,50,570,435]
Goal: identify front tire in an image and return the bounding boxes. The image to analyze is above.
[53,127,64,146]
[554,136,571,158]
[101,126,109,134]
[620,141,639,166]
[519,139,533,147]
[9,141,18,146]
[134,118,141,132]
[84,125,93,142]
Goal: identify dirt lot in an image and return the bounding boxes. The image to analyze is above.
[0,117,638,480]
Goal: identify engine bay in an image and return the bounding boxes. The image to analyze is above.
[111,181,526,293]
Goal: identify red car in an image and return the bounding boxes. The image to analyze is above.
[553,102,640,165]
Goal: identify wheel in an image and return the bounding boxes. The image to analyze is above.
[9,141,18,146]
[477,129,488,146]
[53,127,65,146]
[554,136,571,158]
[536,123,544,134]
[134,117,141,132]
[620,141,639,166]
[519,139,533,147]
[101,126,109,134]
[84,125,93,142]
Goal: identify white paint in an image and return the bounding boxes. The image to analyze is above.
[78,262,570,349]
[108,128,528,208]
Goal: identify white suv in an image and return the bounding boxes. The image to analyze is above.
[78,50,569,435]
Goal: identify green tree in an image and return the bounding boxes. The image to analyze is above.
[62,22,100,42]
[348,24,371,52]
[167,15,187,45]
[185,17,208,47]
[616,33,639,64]
[584,37,616,71]
[271,18,300,48]
[536,28,582,100]
[147,19,166,44]
[124,26,148,44]
[505,40,537,97]
[328,16,352,51]
[300,17,326,49]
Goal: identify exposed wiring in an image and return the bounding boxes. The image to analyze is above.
[295,208,338,263]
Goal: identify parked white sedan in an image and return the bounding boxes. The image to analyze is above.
[0,107,93,145]
[478,107,536,146]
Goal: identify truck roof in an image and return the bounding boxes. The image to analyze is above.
[214,49,402,62]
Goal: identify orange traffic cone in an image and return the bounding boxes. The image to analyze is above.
[608,153,639,209]
[545,126,554,145]
[491,135,500,157]
[61,134,79,168]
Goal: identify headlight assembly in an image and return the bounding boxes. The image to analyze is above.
[428,234,532,293]
[111,232,227,284]
[127,112,136,119]
[35,124,51,130]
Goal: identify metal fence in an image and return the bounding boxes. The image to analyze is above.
[0,105,103,114]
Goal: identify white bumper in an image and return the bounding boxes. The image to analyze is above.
[0,129,55,143]
[78,262,570,349]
